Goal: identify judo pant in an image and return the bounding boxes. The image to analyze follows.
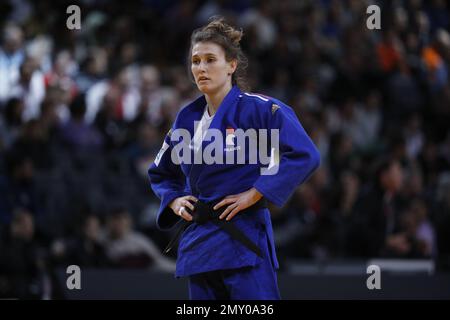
[188,253,280,300]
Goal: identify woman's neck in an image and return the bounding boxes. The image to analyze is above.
[205,82,232,116]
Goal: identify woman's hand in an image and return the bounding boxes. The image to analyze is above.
[169,195,198,222]
[213,187,263,221]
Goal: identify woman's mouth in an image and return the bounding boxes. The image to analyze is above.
[198,76,210,82]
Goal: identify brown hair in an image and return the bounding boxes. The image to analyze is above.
[189,16,249,91]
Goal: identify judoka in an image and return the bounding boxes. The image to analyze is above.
[148,17,320,300]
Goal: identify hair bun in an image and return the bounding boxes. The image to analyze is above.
[204,16,243,46]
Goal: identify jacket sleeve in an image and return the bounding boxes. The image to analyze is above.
[253,101,321,207]
[148,124,189,230]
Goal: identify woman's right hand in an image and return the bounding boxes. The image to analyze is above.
[169,195,198,221]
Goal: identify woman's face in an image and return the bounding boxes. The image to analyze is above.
[191,41,236,95]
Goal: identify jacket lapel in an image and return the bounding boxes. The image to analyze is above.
[176,95,205,179]
[188,86,241,195]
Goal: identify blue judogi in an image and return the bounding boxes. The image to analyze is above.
[148,85,320,299]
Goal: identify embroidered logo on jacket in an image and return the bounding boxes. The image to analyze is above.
[225,126,240,152]
[225,127,236,146]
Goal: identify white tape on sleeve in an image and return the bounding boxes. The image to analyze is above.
[154,141,169,166]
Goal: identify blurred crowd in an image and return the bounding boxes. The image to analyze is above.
[0,0,449,299]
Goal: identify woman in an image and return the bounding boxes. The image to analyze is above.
[148,17,320,300]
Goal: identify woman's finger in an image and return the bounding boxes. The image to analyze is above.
[213,198,235,210]
[219,202,238,219]
[183,210,193,221]
[179,206,193,221]
[226,205,242,221]
[186,196,198,203]
[183,199,195,211]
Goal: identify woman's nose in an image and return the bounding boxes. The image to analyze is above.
[198,60,208,71]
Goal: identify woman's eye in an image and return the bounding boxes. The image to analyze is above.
[207,58,215,63]
[192,60,200,65]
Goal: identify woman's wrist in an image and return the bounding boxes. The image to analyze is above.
[250,187,263,202]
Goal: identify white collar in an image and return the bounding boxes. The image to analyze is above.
[204,104,214,120]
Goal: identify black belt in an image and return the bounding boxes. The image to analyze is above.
[164,198,267,257]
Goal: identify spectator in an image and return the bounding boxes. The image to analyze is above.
[51,214,110,268]
[0,153,41,225]
[0,208,49,299]
[403,198,436,258]
[59,94,103,152]
[75,48,108,93]
[434,172,450,271]
[86,67,139,124]
[9,56,45,121]
[104,206,175,272]
[0,97,24,149]
[0,24,25,104]
[348,157,406,257]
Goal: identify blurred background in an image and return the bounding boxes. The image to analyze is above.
[0,0,449,299]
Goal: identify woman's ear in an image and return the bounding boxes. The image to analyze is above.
[229,59,237,75]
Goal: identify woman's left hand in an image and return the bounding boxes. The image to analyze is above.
[213,187,263,221]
